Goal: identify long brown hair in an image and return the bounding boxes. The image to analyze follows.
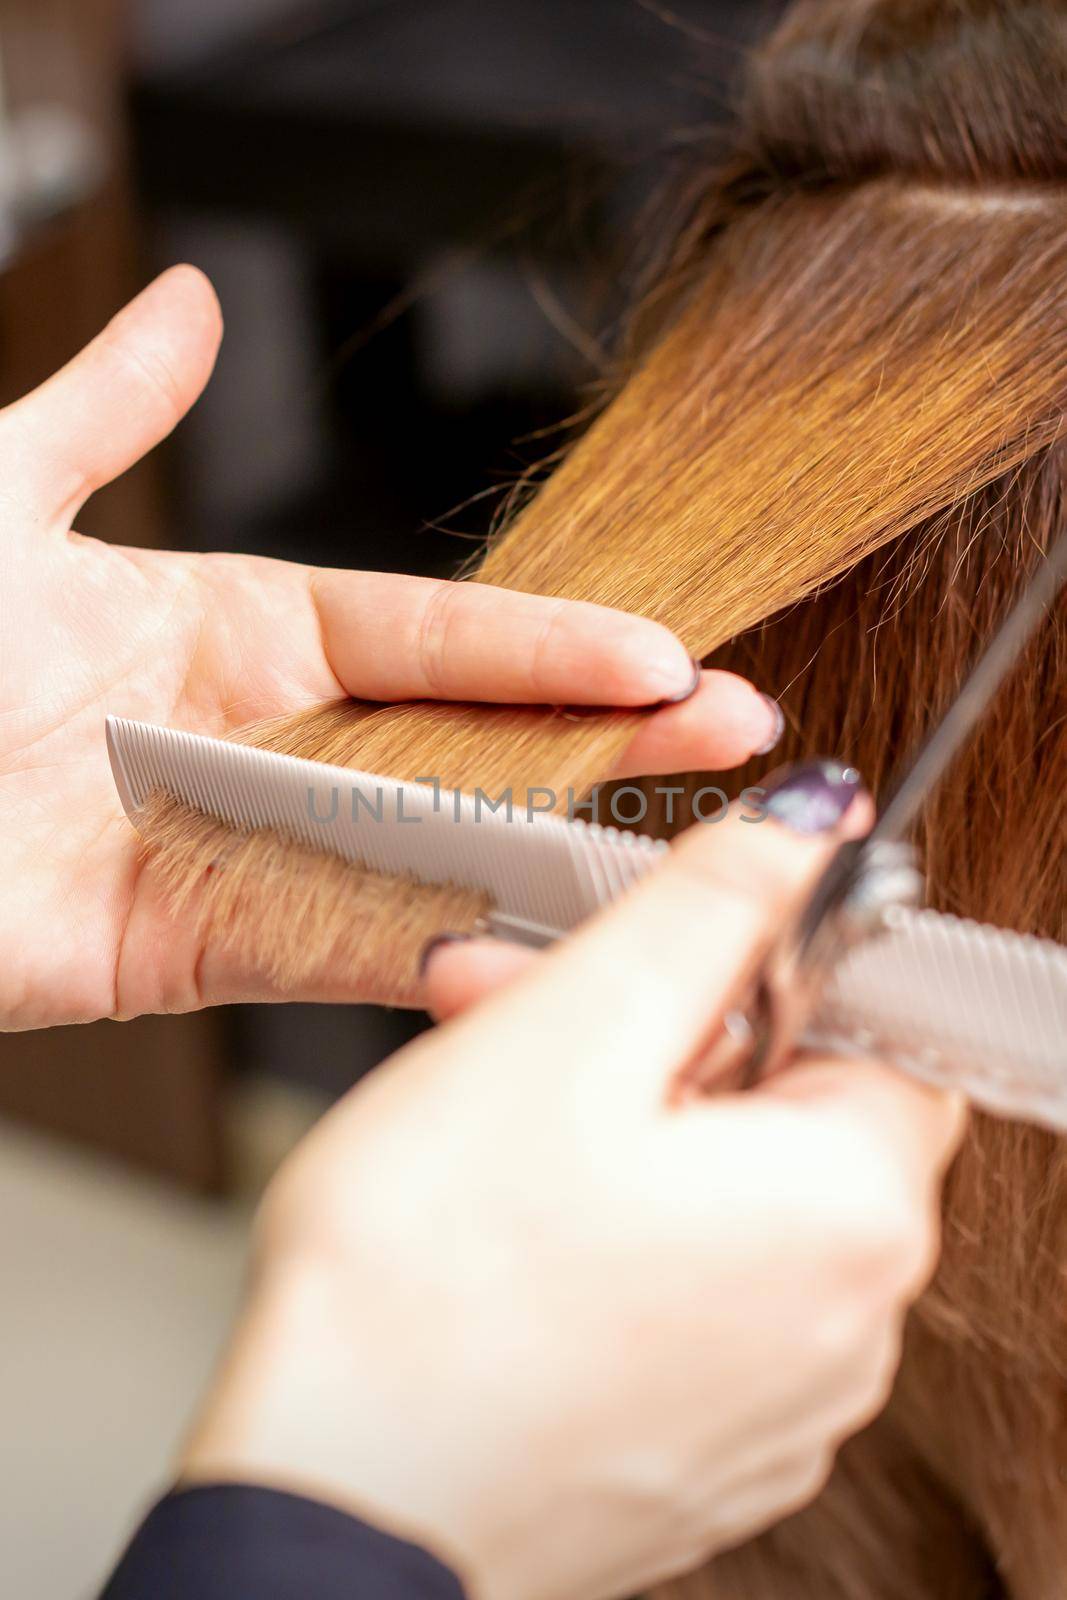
[144,2,1067,1591]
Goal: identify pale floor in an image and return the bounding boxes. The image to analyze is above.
[0,1078,328,1600]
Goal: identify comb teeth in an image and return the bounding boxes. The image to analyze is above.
[105,716,668,942]
[106,716,1067,1134]
[810,905,1067,1133]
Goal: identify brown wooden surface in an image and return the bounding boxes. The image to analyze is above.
[0,0,229,1192]
[0,1015,228,1191]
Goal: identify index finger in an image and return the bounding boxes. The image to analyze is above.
[310,567,701,708]
[450,773,871,1107]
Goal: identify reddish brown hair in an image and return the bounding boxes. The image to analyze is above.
[143,4,1067,1591]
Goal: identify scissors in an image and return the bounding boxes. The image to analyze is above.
[725,525,1067,1090]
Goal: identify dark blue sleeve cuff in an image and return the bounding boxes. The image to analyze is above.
[99,1483,468,1600]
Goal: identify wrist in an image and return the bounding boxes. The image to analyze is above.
[178,1255,496,1596]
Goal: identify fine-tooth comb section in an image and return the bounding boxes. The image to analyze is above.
[105,716,669,942]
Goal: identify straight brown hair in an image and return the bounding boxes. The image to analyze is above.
[143,2,1067,1592]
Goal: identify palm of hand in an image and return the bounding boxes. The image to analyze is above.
[0,267,772,1032]
[1,509,342,1026]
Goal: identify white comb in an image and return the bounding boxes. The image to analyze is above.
[106,715,1067,1134]
[106,716,670,947]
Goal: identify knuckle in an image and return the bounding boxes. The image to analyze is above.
[790,1446,836,1507]
[798,1142,937,1346]
[862,1325,906,1411]
[110,332,186,428]
[833,1323,905,1439]
[413,582,458,697]
[862,1178,938,1298]
[757,1449,837,1531]
[808,1323,903,1453]
[527,597,571,695]
[809,1296,870,1371]
[815,1128,936,1299]
[853,1189,930,1294]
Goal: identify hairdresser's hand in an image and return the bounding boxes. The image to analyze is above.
[181,791,964,1600]
[0,267,780,1031]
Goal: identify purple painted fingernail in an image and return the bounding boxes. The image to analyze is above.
[657,656,703,706]
[418,932,472,979]
[754,693,786,755]
[557,703,615,720]
[556,658,701,719]
[761,759,862,834]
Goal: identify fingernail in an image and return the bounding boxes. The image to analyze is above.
[753,693,786,755]
[658,656,703,706]
[418,932,472,979]
[557,703,616,720]
[556,658,701,719]
[761,759,863,834]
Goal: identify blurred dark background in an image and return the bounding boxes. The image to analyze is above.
[0,4,796,1590]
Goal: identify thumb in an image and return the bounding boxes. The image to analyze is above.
[5,265,222,529]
